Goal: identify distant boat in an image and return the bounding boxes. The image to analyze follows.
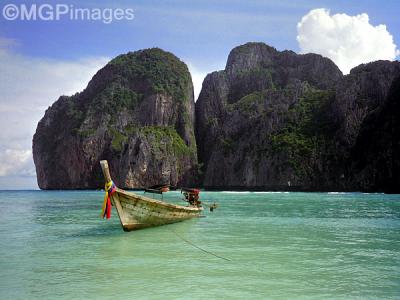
[100,160,203,231]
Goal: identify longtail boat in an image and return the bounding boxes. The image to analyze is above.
[100,160,203,231]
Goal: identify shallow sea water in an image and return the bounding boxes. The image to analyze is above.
[0,191,399,299]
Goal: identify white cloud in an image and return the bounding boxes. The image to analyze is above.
[187,63,207,101]
[297,8,399,74]
[0,149,33,177]
[0,43,108,187]
[186,61,225,101]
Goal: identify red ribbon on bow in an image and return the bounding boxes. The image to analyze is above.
[101,181,116,219]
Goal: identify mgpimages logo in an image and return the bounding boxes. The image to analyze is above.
[2,3,135,24]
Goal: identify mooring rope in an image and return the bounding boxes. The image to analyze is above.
[168,228,231,262]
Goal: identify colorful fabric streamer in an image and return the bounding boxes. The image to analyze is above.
[101,181,116,219]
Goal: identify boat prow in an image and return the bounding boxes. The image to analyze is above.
[100,160,203,231]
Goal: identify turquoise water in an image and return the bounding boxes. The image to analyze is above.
[0,191,399,299]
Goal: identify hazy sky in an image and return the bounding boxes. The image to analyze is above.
[0,0,399,189]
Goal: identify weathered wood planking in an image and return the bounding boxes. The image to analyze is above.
[100,160,203,231]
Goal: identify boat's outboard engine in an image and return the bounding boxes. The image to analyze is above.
[182,188,201,207]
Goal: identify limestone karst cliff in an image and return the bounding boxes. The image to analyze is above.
[33,48,198,189]
[33,43,400,192]
[195,42,400,192]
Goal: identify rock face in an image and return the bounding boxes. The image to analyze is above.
[348,75,400,192]
[331,61,400,191]
[33,43,400,192]
[195,42,400,192]
[195,42,343,189]
[33,48,198,189]
[333,61,400,148]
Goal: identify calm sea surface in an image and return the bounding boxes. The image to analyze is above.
[0,191,399,299]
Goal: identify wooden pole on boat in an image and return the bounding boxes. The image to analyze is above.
[100,160,112,183]
[99,160,126,226]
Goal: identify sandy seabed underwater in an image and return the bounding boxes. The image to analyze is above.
[0,190,399,299]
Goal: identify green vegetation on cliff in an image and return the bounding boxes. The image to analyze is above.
[110,128,128,152]
[270,89,336,177]
[33,47,197,189]
[110,48,191,102]
[142,126,195,157]
[110,125,195,158]
[229,90,265,112]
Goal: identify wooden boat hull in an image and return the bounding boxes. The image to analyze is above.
[111,188,203,231]
[100,159,202,231]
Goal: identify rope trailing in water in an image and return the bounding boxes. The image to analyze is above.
[168,228,231,262]
[101,181,116,219]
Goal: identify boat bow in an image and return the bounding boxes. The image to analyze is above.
[99,160,203,231]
